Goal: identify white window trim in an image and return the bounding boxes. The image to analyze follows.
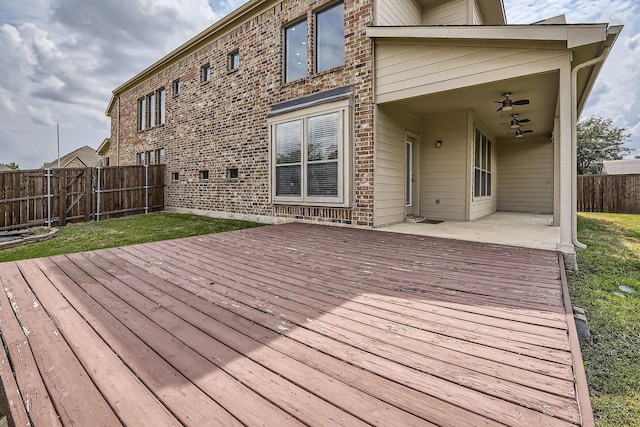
[268,98,352,207]
[473,127,493,200]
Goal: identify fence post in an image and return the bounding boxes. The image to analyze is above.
[96,167,101,221]
[46,168,52,227]
[145,164,149,215]
[58,169,66,226]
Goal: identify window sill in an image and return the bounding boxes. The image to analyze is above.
[273,199,350,208]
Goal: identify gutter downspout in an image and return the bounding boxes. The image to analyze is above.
[116,96,121,166]
[571,47,610,250]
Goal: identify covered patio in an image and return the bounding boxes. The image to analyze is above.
[378,211,560,250]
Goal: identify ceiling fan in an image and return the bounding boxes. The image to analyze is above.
[501,113,531,129]
[494,93,530,112]
[507,128,534,138]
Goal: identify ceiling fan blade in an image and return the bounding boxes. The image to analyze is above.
[518,118,531,123]
[522,130,534,133]
[513,99,530,105]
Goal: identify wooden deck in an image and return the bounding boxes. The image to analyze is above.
[0,223,592,426]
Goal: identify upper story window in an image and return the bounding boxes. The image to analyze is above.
[148,92,156,127]
[229,50,240,71]
[172,79,180,96]
[137,98,146,131]
[316,2,345,73]
[474,128,492,198]
[137,88,165,131]
[158,88,166,124]
[201,63,211,83]
[284,2,344,83]
[284,19,308,83]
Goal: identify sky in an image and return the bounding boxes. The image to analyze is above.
[0,0,638,170]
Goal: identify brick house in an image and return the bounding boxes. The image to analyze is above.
[106,0,620,262]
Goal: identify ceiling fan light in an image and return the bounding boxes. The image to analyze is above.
[516,133,523,138]
[502,105,513,112]
[510,121,519,129]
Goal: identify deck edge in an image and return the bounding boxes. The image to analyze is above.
[558,252,595,427]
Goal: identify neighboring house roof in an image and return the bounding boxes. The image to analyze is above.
[602,159,640,175]
[97,138,111,156]
[43,145,102,169]
[0,164,13,172]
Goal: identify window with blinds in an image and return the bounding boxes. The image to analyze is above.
[269,99,351,206]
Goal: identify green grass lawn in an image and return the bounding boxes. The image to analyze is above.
[568,213,640,427]
[0,213,263,263]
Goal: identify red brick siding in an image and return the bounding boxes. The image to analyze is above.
[107,0,375,226]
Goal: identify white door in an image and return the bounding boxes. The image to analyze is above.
[405,133,420,216]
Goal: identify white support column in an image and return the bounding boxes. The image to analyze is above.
[552,114,560,227]
[557,65,576,265]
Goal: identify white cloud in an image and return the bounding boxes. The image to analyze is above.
[505,0,640,155]
[0,0,239,168]
[0,0,638,167]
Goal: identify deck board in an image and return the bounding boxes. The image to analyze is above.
[0,222,592,426]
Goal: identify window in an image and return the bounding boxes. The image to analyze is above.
[137,98,146,131]
[171,172,179,181]
[156,148,165,164]
[227,168,239,179]
[284,19,308,83]
[137,149,165,165]
[316,2,344,73]
[270,98,351,206]
[137,88,165,130]
[172,79,181,96]
[229,50,240,70]
[148,92,156,128]
[201,63,211,83]
[199,170,209,180]
[474,129,492,198]
[284,2,344,83]
[158,88,165,124]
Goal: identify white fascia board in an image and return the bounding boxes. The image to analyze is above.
[366,25,609,48]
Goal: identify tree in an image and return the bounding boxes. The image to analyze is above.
[6,162,19,170]
[577,116,631,175]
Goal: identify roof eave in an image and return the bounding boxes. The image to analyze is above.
[110,0,273,98]
[575,25,623,117]
[366,24,610,48]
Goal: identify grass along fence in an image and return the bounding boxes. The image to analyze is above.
[577,174,640,214]
[0,165,165,231]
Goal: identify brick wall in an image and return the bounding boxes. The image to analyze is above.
[107,0,375,226]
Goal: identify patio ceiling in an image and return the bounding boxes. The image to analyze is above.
[383,71,560,143]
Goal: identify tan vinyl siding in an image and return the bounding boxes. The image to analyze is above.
[375,43,568,103]
[420,111,469,221]
[374,105,420,226]
[497,137,554,213]
[377,0,422,25]
[422,0,467,25]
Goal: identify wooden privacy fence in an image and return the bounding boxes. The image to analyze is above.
[0,165,165,231]
[577,174,640,214]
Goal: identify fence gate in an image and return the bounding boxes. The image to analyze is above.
[0,165,165,231]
